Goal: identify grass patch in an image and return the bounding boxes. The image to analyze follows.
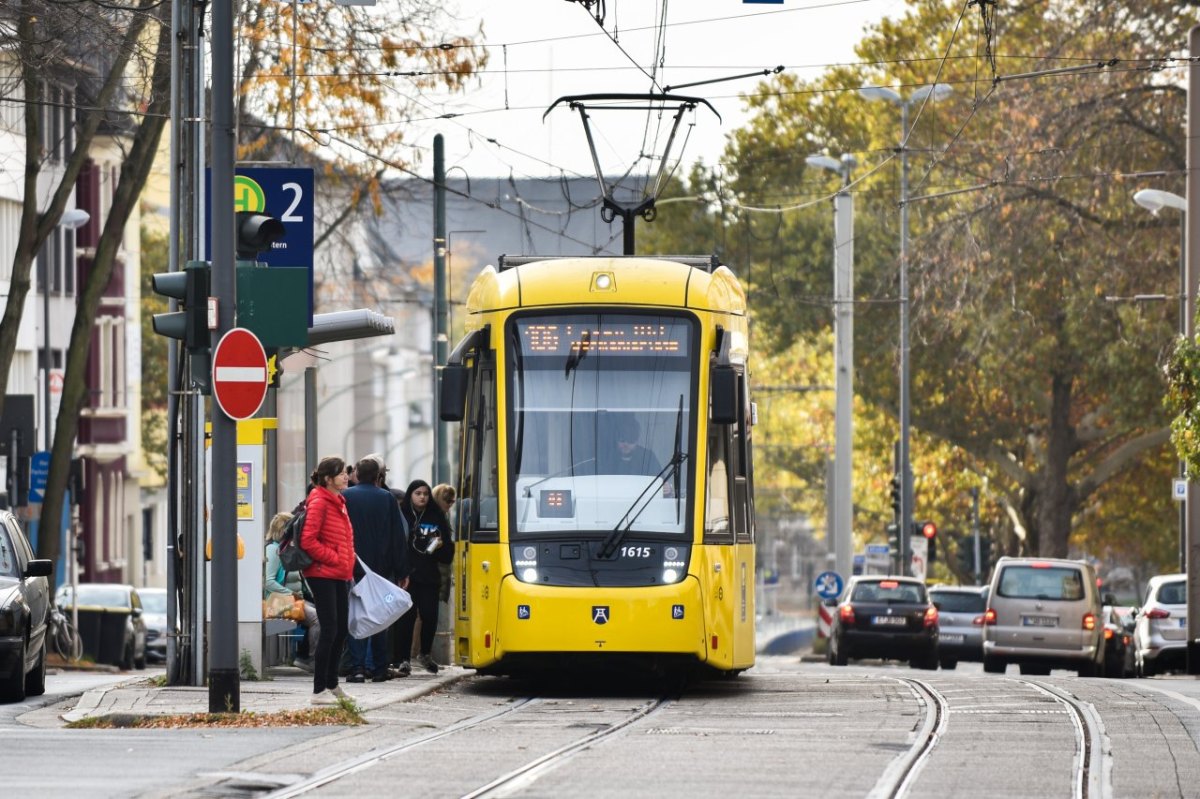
[65,700,365,729]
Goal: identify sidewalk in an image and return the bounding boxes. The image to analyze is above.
[25,663,470,728]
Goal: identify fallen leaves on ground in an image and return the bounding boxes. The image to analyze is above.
[66,706,365,729]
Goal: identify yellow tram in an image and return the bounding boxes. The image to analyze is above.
[439,254,756,675]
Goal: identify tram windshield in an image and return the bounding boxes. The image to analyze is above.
[508,313,695,537]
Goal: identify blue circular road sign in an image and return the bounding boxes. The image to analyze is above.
[814,570,844,600]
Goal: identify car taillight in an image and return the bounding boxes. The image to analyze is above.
[1122,635,1131,645]
[839,605,856,624]
[1082,612,1096,631]
[983,608,997,625]
[924,606,938,627]
[1146,608,1171,620]
[972,615,985,626]
[1104,627,1114,640]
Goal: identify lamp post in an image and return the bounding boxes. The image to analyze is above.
[859,82,952,575]
[1133,188,1188,572]
[806,153,856,582]
[45,209,90,452]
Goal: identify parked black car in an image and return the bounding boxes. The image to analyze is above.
[1102,603,1135,678]
[0,509,54,702]
[56,583,147,670]
[827,575,939,670]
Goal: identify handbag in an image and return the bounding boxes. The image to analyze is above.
[348,555,412,639]
[264,592,295,619]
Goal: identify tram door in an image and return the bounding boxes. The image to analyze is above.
[452,345,501,667]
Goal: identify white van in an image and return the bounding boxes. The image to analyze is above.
[981,557,1104,677]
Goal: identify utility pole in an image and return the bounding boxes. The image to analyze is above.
[1187,25,1200,676]
[433,134,449,486]
[832,183,854,583]
[208,0,239,712]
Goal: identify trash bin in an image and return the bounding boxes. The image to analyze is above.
[73,607,131,666]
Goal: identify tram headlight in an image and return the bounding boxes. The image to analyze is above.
[662,568,680,584]
[515,545,539,583]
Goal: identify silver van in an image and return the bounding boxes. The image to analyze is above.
[982,557,1104,676]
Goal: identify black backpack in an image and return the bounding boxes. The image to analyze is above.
[278,508,313,572]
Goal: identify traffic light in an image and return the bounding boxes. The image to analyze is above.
[889,474,901,520]
[915,520,937,563]
[151,260,210,349]
[151,260,211,391]
[236,211,285,260]
[956,537,973,575]
[886,522,900,553]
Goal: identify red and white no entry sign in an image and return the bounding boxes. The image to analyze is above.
[212,327,268,420]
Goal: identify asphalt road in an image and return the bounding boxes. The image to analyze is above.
[8,658,1200,798]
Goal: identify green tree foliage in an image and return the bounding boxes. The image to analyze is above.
[141,226,168,481]
[648,0,1191,572]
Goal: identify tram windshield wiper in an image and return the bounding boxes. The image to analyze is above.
[564,329,590,377]
[600,399,688,559]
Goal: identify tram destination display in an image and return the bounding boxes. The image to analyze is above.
[518,318,690,357]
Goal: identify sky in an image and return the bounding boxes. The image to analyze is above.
[411,0,911,182]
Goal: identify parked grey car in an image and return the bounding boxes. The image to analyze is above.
[1134,573,1186,677]
[929,585,988,669]
[138,587,168,664]
[55,583,147,670]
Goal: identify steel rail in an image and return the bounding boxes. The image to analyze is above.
[867,676,949,799]
[1016,678,1112,799]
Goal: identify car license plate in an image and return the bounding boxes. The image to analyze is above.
[1022,615,1058,627]
[872,616,908,626]
[940,633,964,644]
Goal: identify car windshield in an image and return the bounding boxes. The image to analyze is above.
[851,581,926,603]
[931,591,986,613]
[60,585,131,608]
[0,527,17,578]
[997,566,1084,600]
[1158,580,1186,605]
[140,591,167,613]
[508,313,695,538]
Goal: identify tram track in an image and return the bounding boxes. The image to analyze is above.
[258,692,673,799]
[1014,678,1113,799]
[867,676,949,799]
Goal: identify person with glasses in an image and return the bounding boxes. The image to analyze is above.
[431,484,458,604]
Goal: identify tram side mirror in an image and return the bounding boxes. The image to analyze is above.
[710,365,738,425]
[440,363,469,422]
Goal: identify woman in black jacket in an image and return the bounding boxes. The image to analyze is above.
[392,479,454,674]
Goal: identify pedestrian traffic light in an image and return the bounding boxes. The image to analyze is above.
[886,522,900,553]
[889,474,901,520]
[235,211,285,260]
[915,520,937,563]
[151,260,210,350]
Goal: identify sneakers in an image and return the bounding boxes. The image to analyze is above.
[416,654,440,674]
[371,671,392,683]
[347,671,366,683]
[311,691,339,706]
[390,661,411,678]
[331,686,354,701]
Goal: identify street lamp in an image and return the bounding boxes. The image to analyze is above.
[806,153,856,582]
[1133,187,1187,571]
[44,208,90,451]
[860,82,952,575]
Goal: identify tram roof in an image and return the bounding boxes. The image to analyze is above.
[470,254,747,315]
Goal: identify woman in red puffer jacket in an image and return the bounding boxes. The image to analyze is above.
[300,456,356,704]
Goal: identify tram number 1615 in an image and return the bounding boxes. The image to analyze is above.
[620,546,653,558]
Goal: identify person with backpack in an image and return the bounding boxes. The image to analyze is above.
[299,456,356,705]
[393,479,454,675]
[263,511,319,671]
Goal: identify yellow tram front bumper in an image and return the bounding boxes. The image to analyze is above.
[493,574,708,659]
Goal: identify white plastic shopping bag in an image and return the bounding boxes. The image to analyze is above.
[348,556,413,639]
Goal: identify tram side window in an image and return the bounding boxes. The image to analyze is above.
[462,353,499,541]
[705,420,733,543]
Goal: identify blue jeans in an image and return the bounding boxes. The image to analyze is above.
[347,629,390,676]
